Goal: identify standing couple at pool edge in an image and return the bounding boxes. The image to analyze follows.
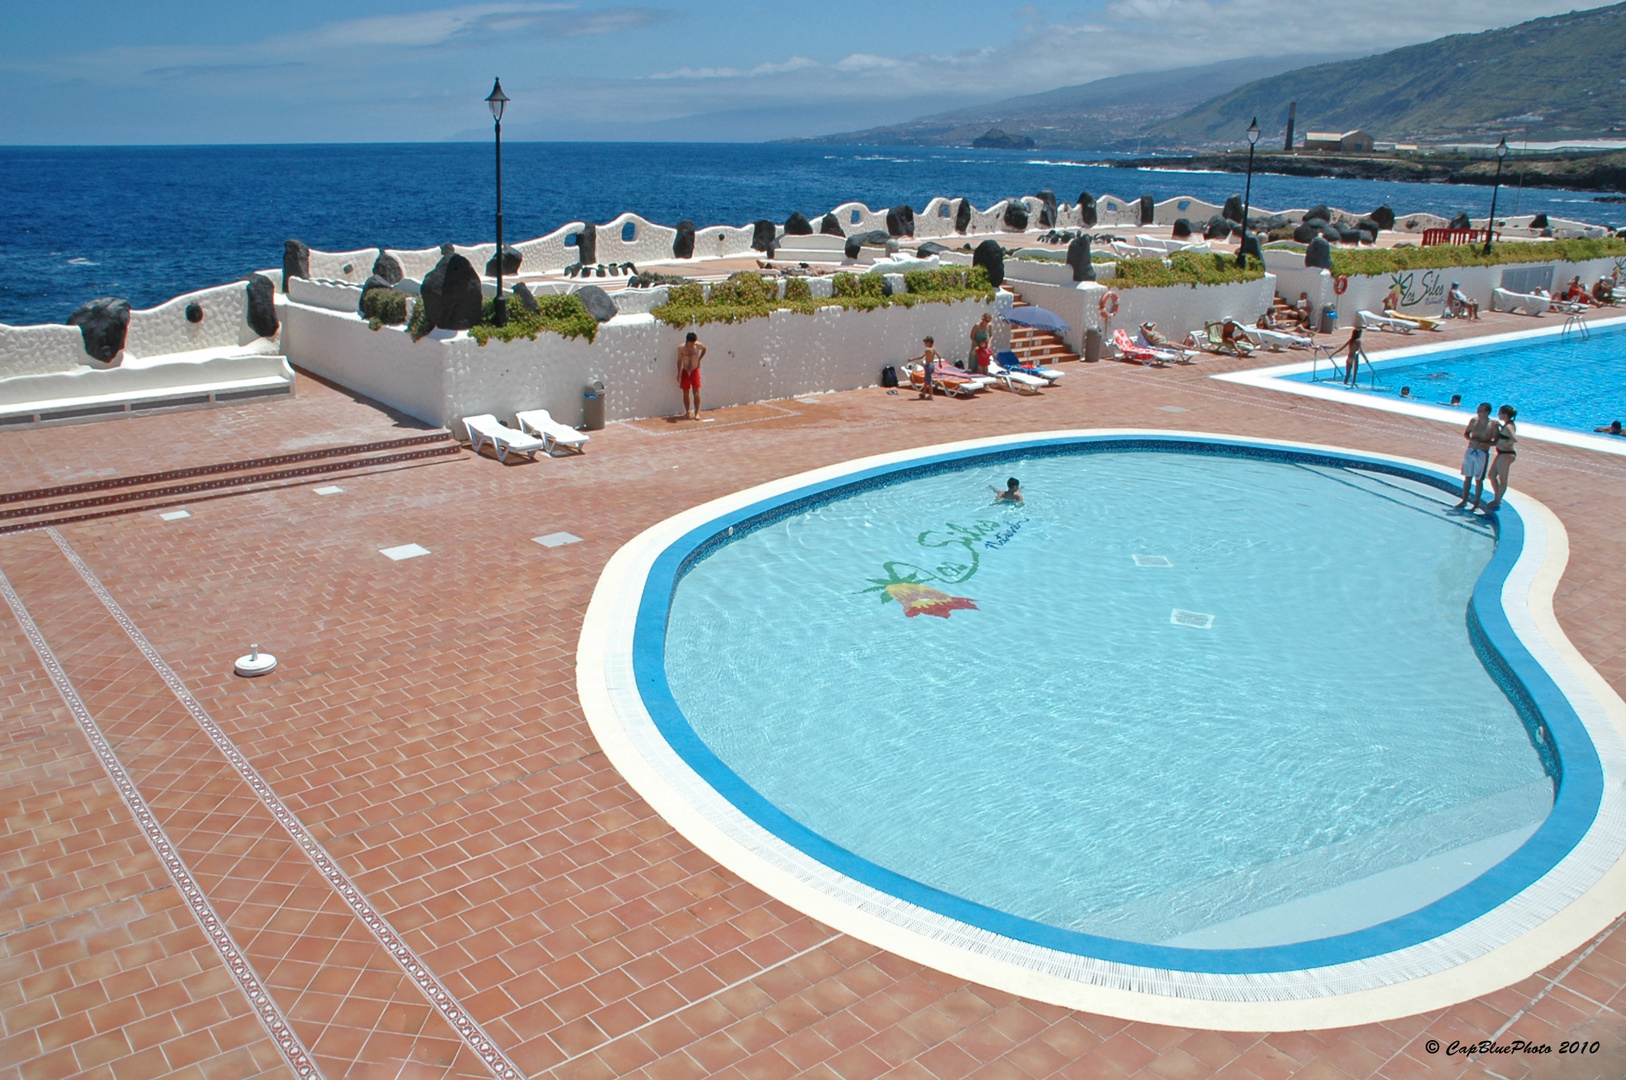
[1456,402,1517,512]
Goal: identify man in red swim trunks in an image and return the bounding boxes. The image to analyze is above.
[678,331,706,420]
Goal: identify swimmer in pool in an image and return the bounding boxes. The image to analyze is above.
[1597,420,1624,436]
[992,477,1024,504]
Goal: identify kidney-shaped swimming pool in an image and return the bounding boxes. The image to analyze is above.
[582,432,1626,1027]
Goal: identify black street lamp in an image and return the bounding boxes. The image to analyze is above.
[1483,136,1508,255]
[486,78,510,326]
[1237,117,1260,268]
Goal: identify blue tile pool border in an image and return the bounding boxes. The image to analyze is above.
[629,433,1602,976]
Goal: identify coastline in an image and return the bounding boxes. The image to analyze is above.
[1109,150,1626,194]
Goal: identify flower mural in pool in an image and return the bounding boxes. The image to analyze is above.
[883,582,978,619]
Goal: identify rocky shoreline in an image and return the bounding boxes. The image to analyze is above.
[1110,151,1626,195]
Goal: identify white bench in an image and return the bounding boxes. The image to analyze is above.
[0,354,295,427]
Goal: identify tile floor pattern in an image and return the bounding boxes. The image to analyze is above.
[4,312,1626,1080]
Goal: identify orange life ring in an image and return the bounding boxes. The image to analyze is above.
[1099,289,1120,317]
[1334,274,1349,296]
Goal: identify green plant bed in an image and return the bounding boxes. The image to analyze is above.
[1328,238,1626,278]
[1111,251,1266,290]
[362,288,408,330]
[651,267,994,328]
[468,294,599,345]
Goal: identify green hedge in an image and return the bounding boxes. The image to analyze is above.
[651,267,994,328]
[1328,237,1626,278]
[468,294,599,345]
[1111,251,1266,290]
[361,287,408,330]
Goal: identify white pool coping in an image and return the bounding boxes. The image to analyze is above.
[576,430,1626,1030]
[1212,314,1626,459]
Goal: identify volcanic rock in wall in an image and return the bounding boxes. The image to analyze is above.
[1368,205,1396,230]
[1238,232,1263,264]
[973,239,1005,288]
[1293,222,1320,244]
[1172,217,1193,238]
[246,274,279,338]
[916,241,949,256]
[1305,236,1333,269]
[1036,190,1057,228]
[1530,213,1549,229]
[750,220,778,253]
[440,242,457,255]
[1223,195,1244,223]
[420,254,483,331]
[1138,195,1154,225]
[673,220,696,258]
[1077,192,1097,227]
[820,212,845,236]
[282,240,310,293]
[1203,215,1233,240]
[485,245,522,277]
[1356,216,1382,236]
[954,198,972,233]
[357,275,395,316]
[575,284,617,322]
[784,211,813,235]
[511,280,540,314]
[1449,211,1473,230]
[66,298,130,362]
[574,226,597,266]
[886,205,915,237]
[371,251,404,285]
[1002,202,1029,231]
[843,230,891,260]
[1306,205,1333,225]
[1066,235,1096,282]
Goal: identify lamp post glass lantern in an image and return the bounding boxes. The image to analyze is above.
[1237,117,1260,268]
[487,78,510,326]
[1484,136,1508,255]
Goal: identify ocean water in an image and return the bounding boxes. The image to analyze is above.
[664,451,1551,947]
[2,142,1618,327]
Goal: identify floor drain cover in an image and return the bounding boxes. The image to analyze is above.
[533,532,582,548]
[1133,554,1173,567]
[380,543,430,561]
[1170,609,1215,629]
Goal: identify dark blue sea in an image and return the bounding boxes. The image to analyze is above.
[2,142,1618,327]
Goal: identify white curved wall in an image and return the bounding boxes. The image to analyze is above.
[591,213,681,266]
[691,225,758,259]
[306,248,379,284]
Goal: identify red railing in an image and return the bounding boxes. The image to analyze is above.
[1421,228,1483,247]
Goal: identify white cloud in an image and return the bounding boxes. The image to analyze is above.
[649,56,820,80]
[834,53,905,72]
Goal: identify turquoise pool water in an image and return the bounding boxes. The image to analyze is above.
[663,451,1553,948]
[1287,321,1626,435]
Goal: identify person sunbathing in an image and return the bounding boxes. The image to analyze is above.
[1294,292,1313,328]
[1563,276,1595,306]
[1140,321,1176,348]
[1593,277,1618,304]
[1447,283,1479,320]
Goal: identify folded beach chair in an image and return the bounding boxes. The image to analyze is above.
[1240,326,1312,351]
[464,414,548,463]
[1383,309,1443,331]
[993,350,1064,383]
[1358,310,1414,334]
[515,409,589,455]
[907,364,986,398]
[1493,288,1548,317]
[984,358,1046,394]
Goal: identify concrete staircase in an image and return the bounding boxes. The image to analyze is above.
[1005,291,1081,365]
[0,431,463,534]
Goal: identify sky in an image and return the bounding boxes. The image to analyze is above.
[0,0,1603,144]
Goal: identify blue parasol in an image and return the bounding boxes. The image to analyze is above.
[999,306,1071,333]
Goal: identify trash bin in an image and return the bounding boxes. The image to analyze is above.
[582,379,606,431]
[1084,328,1103,363]
[1320,308,1339,335]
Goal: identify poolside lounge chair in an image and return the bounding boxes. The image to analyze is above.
[1493,288,1548,316]
[1358,310,1415,334]
[907,363,988,398]
[1383,309,1443,331]
[1110,329,1172,366]
[1201,322,1255,357]
[993,350,1064,383]
[984,358,1046,394]
[464,414,548,463]
[515,409,589,455]
[1240,326,1313,351]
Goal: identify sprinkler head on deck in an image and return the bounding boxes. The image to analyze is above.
[234,643,278,677]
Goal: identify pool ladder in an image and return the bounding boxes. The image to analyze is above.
[1562,311,1590,340]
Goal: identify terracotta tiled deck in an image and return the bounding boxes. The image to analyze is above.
[4,312,1626,1080]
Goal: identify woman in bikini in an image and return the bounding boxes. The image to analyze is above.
[1485,405,1517,511]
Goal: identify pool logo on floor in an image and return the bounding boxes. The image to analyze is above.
[861,516,1025,618]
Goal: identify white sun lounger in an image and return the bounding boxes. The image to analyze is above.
[515,409,589,455]
[1241,327,1313,351]
[1493,288,1549,316]
[984,360,1046,394]
[464,414,548,463]
[1358,310,1414,334]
